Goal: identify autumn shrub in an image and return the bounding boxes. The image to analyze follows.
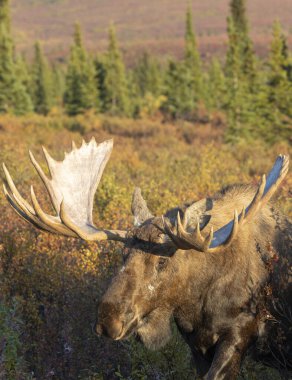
[0,114,290,379]
[101,116,160,139]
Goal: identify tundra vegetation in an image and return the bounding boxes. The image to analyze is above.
[0,0,291,379]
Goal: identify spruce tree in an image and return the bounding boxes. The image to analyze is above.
[133,52,162,97]
[94,55,107,112]
[163,7,204,119]
[51,64,65,107]
[0,23,15,113]
[103,24,129,116]
[31,42,53,115]
[0,1,32,115]
[229,0,256,87]
[130,52,164,117]
[64,23,99,116]
[225,16,254,140]
[269,21,288,81]
[15,55,31,93]
[207,58,227,110]
[15,54,34,112]
[184,6,201,75]
[0,0,10,30]
[267,21,292,128]
[163,60,196,119]
[184,6,202,105]
[226,16,241,81]
[230,0,248,35]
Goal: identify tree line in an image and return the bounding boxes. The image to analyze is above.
[0,0,291,143]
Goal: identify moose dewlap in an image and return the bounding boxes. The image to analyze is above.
[3,138,291,380]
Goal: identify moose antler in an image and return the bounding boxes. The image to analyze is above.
[163,155,289,253]
[3,138,127,242]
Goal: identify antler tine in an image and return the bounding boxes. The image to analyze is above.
[174,211,213,252]
[29,150,59,215]
[225,210,239,245]
[176,212,184,238]
[181,210,188,230]
[3,165,59,233]
[177,211,200,238]
[162,215,189,248]
[42,146,57,178]
[243,174,266,221]
[264,154,289,198]
[3,183,54,232]
[29,150,49,187]
[3,162,78,236]
[3,163,35,215]
[243,155,289,224]
[195,221,203,241]
[4,168,71,237]
[30,186,77,237]
[204,226,214,251]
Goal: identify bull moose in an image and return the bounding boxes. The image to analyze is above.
[3,138,291,380]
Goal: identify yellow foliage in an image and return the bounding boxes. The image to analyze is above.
[139,93,167,118]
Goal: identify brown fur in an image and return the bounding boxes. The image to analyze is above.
[96,184,291,380]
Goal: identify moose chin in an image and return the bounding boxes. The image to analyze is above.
[3,138,291,380]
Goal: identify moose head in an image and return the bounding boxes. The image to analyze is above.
[3,138,290,378]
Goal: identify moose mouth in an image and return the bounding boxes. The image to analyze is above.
[114,311,154,341]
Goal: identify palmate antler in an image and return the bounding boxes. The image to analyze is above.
[163,155,289,253]
[3,138,127,242]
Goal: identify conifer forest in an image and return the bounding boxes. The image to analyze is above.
[0,0,291,379]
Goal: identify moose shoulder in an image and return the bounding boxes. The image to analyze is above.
[3,139,291,380]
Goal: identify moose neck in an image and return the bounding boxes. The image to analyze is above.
[172,243,256,334]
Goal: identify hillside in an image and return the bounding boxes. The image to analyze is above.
[11,0,292,62]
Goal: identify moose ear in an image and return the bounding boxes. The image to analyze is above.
[131,187,154,226]
[184,198,213,231]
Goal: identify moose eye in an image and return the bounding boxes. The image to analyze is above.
[156,257,168,272]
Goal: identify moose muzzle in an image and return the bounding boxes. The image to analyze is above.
[95,301,135,340]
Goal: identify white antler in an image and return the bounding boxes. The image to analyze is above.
[3,138,127,242]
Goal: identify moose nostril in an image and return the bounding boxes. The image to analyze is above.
[96,319,124,339]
